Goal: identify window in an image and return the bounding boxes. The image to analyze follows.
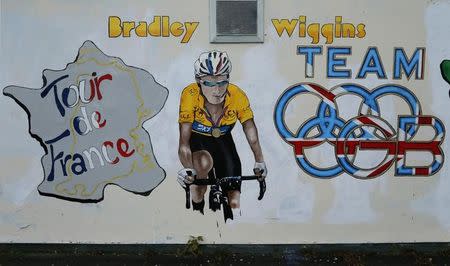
[210,0,264,43]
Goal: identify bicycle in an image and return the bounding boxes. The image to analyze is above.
[183,174,266,222]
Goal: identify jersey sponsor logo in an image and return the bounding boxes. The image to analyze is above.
[192,121,233,135]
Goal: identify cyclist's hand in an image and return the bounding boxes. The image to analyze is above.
[253,162,267,180]
[177,168,197,188]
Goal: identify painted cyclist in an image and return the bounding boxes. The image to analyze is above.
[177,50,267,217]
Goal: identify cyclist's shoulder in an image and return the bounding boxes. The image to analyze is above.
[227,83,248,98]
[227,84,250,108]
[181,83,200,97]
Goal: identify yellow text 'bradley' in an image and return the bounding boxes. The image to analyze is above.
[108,16,199,43]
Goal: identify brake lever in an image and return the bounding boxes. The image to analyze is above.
[258,179,266,200]
[184,185,191,209]
[253,168,266,201]
[184,170,195,209]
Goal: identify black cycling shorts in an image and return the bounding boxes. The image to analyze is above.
[190,132,242,192]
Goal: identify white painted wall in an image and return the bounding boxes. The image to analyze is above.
[0,0,449,243]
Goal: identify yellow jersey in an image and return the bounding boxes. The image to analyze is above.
[178,83,254,137]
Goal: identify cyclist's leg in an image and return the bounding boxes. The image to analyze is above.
[227,190,241,209]
[215,133,242,209]
[189,133,214,213]
[191,150,213,203]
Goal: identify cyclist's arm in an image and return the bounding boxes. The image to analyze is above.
[178,122,194,168]
[242,119,264,162]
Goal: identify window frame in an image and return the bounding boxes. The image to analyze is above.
[209,0,264,43]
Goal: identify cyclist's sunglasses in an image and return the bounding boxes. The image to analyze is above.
[199,79,229,87]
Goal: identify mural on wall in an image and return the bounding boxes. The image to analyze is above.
[274,83,445,178]
[177,51,266,222]
[2,41,168,202]
[441,60,450,97]
[271,22,445,179]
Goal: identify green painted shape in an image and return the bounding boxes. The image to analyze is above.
[441,60,450,85]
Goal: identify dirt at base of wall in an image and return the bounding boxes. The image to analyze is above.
[1,243,450,265]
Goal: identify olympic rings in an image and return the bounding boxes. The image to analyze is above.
[274,83,444,179]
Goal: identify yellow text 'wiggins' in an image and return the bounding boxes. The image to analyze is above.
[272,16,366,44]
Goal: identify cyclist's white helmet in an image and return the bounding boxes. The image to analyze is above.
[194,51,232,78]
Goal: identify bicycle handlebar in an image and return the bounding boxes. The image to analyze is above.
[184,175,266,210]
[191,175,260,185]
